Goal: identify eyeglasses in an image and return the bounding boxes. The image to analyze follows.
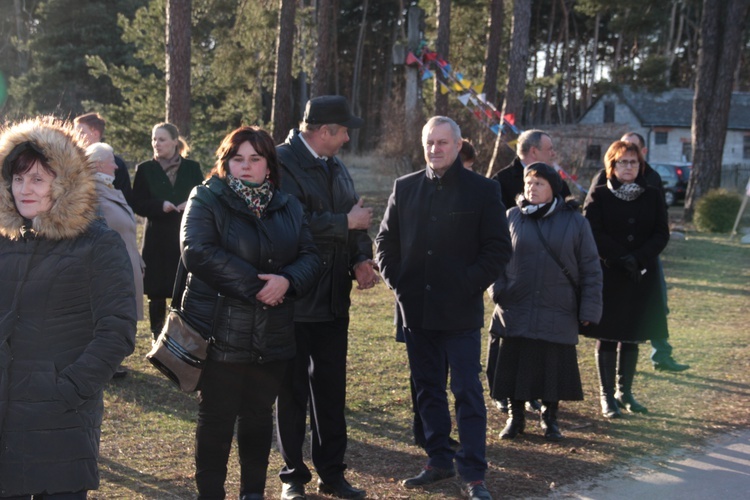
[615,159,639,168]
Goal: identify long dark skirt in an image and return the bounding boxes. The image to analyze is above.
[491,337,583,402]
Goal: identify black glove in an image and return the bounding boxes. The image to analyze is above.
[618,254,642,283]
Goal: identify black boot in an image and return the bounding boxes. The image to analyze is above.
[540,401,563,441]
[499,399,525,439]
[596,350,622,419]
[148,298,167,341]
[616,348,648,413]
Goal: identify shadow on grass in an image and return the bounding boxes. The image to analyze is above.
[640,370,750,395]
[105,365,197,422]
[97,456,194,499]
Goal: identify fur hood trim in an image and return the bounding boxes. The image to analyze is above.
[0,117,97,240]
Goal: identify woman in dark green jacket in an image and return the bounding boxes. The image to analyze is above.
[131,122,203,339]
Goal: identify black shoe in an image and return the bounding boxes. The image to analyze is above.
[616,391,648,413]
[600,394,622,419]
[241,494,263,500]
[281,481,306,500]
[317,477,365,499]
[499,418,525,439]
[465,481,492,500]
[402,466,456,488]
[653,357,690,372]
[112,367,128,379]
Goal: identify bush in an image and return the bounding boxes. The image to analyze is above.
[694,189,742,233]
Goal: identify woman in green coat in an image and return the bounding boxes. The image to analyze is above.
[132,122,203,339]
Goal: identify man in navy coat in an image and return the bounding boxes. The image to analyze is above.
[376,116,512,500]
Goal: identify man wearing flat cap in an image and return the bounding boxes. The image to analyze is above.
[275,95,377,500]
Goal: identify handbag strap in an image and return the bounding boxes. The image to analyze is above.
[531,217,579,291]
[170,258,188,310]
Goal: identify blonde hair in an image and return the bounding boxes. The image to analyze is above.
[152,122,190,156]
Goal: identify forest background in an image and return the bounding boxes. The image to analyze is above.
[0,0,749,216]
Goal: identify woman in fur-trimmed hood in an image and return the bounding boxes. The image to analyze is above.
[0,117,137,498]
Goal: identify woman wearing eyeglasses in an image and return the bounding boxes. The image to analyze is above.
[582,140,670,419]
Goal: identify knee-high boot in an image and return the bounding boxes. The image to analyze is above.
[596,350,622,419]
[540,401,562,441]
[148,298,167,341]
[499,400,526,439]
[616,348,648,413]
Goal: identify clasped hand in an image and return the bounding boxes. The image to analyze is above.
[618,254,643,283]
[163,201,188,213]
[354,259,380,290]
[256,274,290,306]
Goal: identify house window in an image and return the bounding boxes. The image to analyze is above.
[586,144,602,161]
[682,142,692,162]
[744,136,750,159]
[603,102,615,123]
[654,131,668,145]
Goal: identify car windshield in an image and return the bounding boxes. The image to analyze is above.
[655,165,678,180]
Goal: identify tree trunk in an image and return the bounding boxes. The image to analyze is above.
[486,0,531,178]
[271,0,297,144]
[434,0,451,116]
[312,0,334,97]
[587,12,600,109]
[685,0,750,220]
[165,0,192,137]
[541,0,557,125]
[349,0,369,153]
[13,0,29,73]
[483,0,504,107]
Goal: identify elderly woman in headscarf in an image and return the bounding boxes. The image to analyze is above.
[131,122,203,341]
[0,117,136,498]
[489,163,602,441]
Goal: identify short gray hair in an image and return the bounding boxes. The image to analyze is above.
[86,142,115,165]
[517,129,549,157]
[422,116,461,144]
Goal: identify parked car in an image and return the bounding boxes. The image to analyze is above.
[652,163,691,206]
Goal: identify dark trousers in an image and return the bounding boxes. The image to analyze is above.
[486,333,500,396]
[651,258,674,362]
[404,327,487,483]
[195,358,287,499]
[275,318,350,484]
[1,493,86,500]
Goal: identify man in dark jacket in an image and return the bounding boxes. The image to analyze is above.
[587,132,690,373]
[376,116,512,500]
[275,96,378,500]
[492,129,571,210]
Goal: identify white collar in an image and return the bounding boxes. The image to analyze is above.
[298,133,326,160]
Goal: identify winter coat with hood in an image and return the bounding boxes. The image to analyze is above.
[488,197,603,345]
[0,118,137,496]
[276,129,372,322]
[180,175,320,364]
